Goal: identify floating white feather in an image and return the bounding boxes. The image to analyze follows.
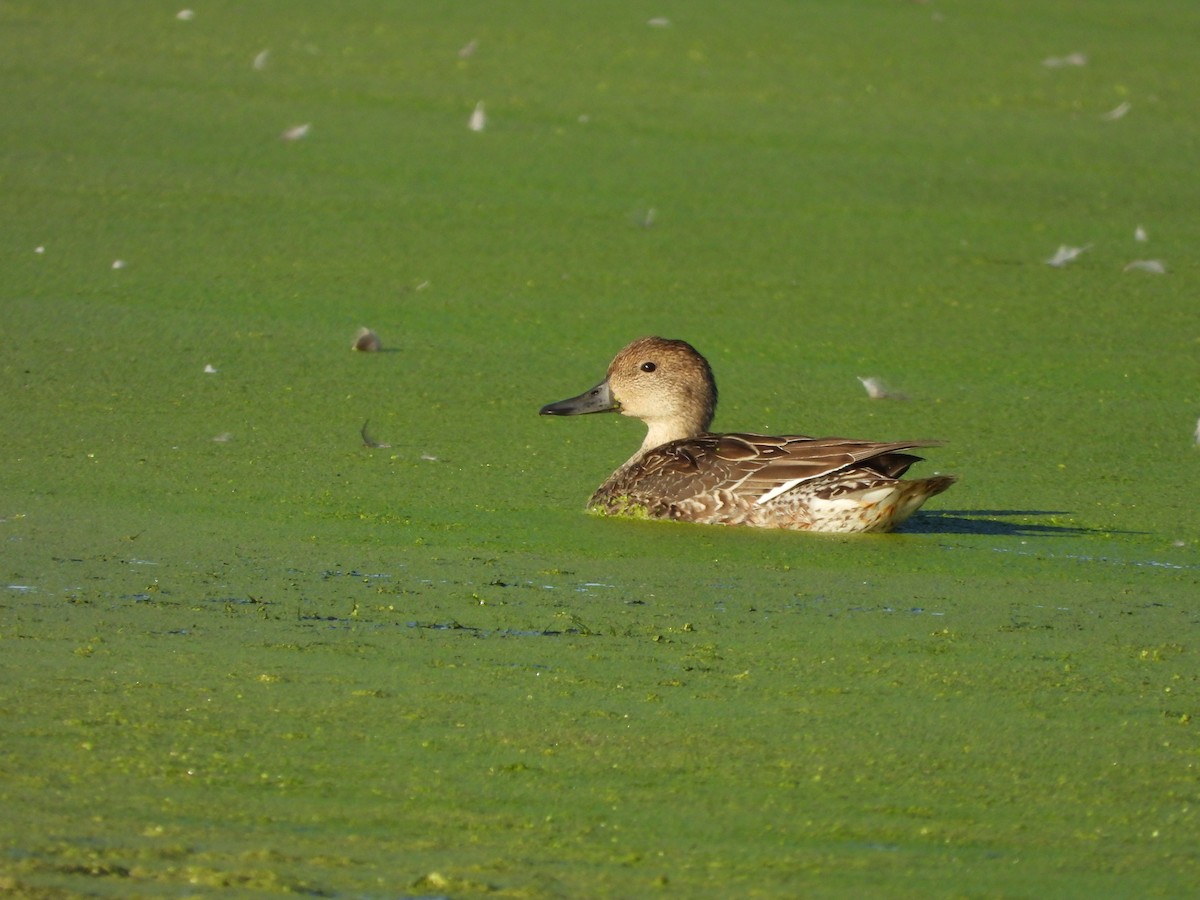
[468,101,486,132]
[1045,244,1090,267]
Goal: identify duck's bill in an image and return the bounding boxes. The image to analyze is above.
[539,380,618,416]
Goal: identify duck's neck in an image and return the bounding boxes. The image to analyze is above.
[620,420,700,471]
[638,417,704,454]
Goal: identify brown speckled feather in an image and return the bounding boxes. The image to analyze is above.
[590,434,952,532]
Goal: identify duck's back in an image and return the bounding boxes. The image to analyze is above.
[589,433,955,533]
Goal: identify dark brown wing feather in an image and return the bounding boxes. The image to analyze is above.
[608,433,939,511]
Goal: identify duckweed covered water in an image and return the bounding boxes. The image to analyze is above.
[3,1,1199,897]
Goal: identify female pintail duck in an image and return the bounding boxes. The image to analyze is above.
[539,336,955,533]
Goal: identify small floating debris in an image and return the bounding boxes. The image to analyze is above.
[420,453,440,462]
[1194,417,1200,446]
[1041,52,1087,68]
[1123,259,1166,274]
[176,9,195,21]
[1045,244,1090,267]
[638,207,657,228]
[111,259,127,270]
[34,245,45,254]
[203,364,218,374]
[458,38,478,59]
[352,327,382,352]
[212,432,233,443]
[1101,101,1131,121]
[468,101,486,132]
[1134,225,1148,242]
[647,17,671,28]
[361,420,391,449]
[857,377,908,401]
[253,49,270,70]
[281,123,311,141]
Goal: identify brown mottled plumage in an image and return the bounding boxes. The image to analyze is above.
[539,336,955,533]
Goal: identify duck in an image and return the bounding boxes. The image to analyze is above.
[539,336,955,533]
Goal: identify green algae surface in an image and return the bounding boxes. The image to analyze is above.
[3,2,1200,897]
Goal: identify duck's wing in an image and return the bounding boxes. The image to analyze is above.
[637,433,940,506]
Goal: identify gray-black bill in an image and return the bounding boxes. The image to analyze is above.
[539,380,618,416]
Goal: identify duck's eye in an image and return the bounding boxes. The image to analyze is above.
[640,362,657,373]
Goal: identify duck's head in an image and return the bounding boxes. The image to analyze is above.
[540,336,718,452]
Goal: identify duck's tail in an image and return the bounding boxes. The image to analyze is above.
[868,474,957,532]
